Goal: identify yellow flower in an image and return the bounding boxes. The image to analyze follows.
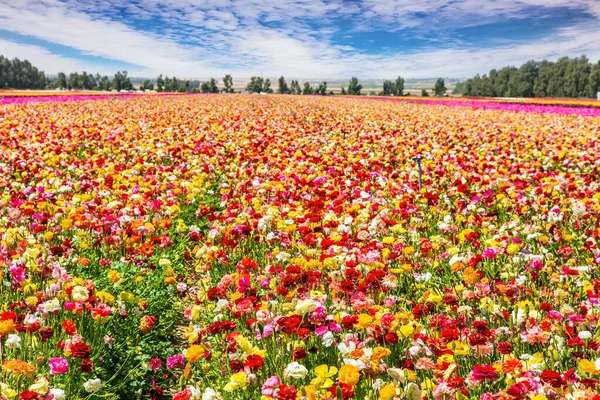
[399,324,415,338]
[338,364,360,386]
[224,371,249,392]
[107,270,121,283]
[403,246,415,256]
[119,291,136,303]
[379,384,396,400]
[355,314,373,330]
[96,291,115,304]
[450,341,470,356]
[579,359,599,374]
[164,276,177,285]
[506,244,521,255]
[311,365,338,389]
[0,383,16,398]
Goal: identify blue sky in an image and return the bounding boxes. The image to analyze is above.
[1,0,600,78]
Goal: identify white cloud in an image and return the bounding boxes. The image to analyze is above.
[0,0,600,79]
[0,38,114,74]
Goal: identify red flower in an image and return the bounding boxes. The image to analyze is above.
[244,354,264,371]
[62,320,77,335]
[506,382,531,398]
[80,359,94,372]
[173,389,192,400]
[276,384,297,400]
[18,390,39,400]
[39,327,53,341]
[540,370,564,388]
[150,385,164,400]
[70,342,91,358]
[471,364,498,381]
[329,383,355,400]
[292,348,307,361]
[497,342,513,355]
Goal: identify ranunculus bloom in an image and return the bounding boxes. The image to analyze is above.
[49,357,69,375]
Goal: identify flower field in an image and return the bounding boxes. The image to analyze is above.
[1,94,600,400]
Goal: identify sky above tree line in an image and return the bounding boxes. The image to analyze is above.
[1,0,600,79]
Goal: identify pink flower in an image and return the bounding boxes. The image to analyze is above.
[166,354,185,369]
[49,357,69,374]
[262,375,280,397]
[482,248,496,259]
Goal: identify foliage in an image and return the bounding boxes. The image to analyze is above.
[222,74,234,93]
[347,77,362,95]
[278,76,289,94]
[459,56,600,98]
[246,76,264,93]
[434,78,447,96]
[302,81,314,95]
[0,56,47,89]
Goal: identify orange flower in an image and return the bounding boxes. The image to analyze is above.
[462,267,479,285]
[185,344,204,363]
[502,358,523,376]
[139,243,155,257]
[2,359,36,378]
[0,319,16,335]
[139,315,157,333]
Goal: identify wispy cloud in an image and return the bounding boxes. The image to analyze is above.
[0,0,599,78]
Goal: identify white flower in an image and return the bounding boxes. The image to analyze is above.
[295,299,318,314]
[84,378,102,393]
[71,285,89,302]
[337,341,356,355]
[213,299,229,312]
[40,298,61,314]
[405,382,422,400]
[159,258,171,267]
[322,331,334,347]
[50,388,66,400]
[275,252,291,262]
[24,314,40,325]
[29,377,50,395]
[202,387,219,400]
[415,272,432,282]
[579,331,592,340]
[283,362,308,379]
[5,333,21,349]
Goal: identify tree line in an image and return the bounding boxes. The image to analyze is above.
[1,54,455,98]
[455,56,600,98]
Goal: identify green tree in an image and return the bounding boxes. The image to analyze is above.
[421,89,429,97]
[156,74,164,92]
[302,82,314,95]
[56,72,67,89]
[347,77,362,95]
[434,78,447,96]
[278,76,289,94]
[317,81,327,95]
[140,79,154,91]
[382,80,394,96]
[588,61,600,98]
[246,76,264,93]
[340,86,346,95]
[263,78,273,93]
[289,80,301,94]
[222,74,234,93]
[112,71,132,91]
[394,76,405,95]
